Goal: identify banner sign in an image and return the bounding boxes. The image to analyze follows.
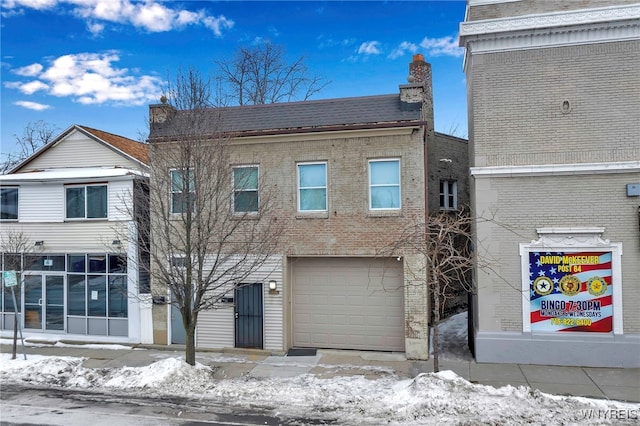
[529,251,612,333]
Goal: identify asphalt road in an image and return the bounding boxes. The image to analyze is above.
[0,384,322,426]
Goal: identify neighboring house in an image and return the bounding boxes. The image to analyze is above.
[460,0,640,367]
[0,125,153,344]
[148,55,468,359]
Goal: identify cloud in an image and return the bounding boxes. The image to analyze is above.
[419,36,463,57]
[357,41,381,55]
[3,0,235,35]
[14,100,51,110]
[13,63,43,77]
[2,0,57,11]
[388,41,419,59]
[5,52,163,106]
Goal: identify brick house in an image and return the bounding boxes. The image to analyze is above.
[460,0,640,367]
[147,55,469,359]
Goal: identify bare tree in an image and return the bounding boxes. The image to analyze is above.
[382,209,476,372]
[215,42,329,106]
[0,230,41,359]
[2,121,59,174]
[136,68,284,365]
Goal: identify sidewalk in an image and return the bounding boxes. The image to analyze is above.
[2,342,639,403]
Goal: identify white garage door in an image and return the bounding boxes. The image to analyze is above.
[292,257,404,351]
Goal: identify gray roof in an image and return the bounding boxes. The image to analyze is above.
[149,94,423,139]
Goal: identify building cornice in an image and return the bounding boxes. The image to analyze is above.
[460,4,640,37]
[470,161,640,177]
[460,4,640,62]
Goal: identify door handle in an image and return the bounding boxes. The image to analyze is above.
[38,298,42,306]
[235,312,239,319]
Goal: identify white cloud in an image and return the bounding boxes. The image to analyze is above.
[3,0,235,35]
[87,21,105,35]
[2,0,57,11]
[358,41,381,55]
[419,36,464,57]
[6,52,163,107]
[388,41,418,59]
[13,63,43,77]
[14,100,51,110]
[203,15,234,36]
[17,80,49,94]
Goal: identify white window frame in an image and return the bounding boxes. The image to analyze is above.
[440,180,458,210]
[170,169,195,214]
[232,165,259,214]
[65,184,108,220]
[297,162,328,212]
[368,159,401,211]
[0,187,19,221]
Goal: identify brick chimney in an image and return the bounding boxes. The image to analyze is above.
[149,96,175,125]
[400,54,434,133]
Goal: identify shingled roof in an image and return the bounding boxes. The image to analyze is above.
[80,125,149,164]
[149,94,423,140]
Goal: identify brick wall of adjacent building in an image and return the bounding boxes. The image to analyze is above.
[473,173,640,333]
[468,40,640,168]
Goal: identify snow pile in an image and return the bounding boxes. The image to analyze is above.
[1,354,638,425]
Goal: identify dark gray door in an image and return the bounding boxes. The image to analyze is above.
[235,283,263,349]
[171,301,186,344]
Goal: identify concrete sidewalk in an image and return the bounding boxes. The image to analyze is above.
[2,342,639,403]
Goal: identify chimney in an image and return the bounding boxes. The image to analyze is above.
[409,53,428,84]
[149,97,175,125]
[400,54,434,130]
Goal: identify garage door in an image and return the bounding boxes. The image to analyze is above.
[292,257,404,351]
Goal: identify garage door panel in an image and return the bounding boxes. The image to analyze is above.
[292,257,404,351]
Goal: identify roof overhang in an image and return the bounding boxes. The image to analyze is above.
[0,167,148,184]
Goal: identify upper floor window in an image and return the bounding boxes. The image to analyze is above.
[369,159,400,210]
[233,166,259,213]
[440,180,457,210]
[170,169,195,214]
[0,187,18,220]
[298,162,327,212]
[66,184,107,219]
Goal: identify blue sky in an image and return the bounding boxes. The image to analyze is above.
[1,0,468,155]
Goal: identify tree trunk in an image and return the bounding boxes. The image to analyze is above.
[432,270,441,373]
[185,322,196,366]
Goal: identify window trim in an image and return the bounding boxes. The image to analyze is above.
[368,158,401,211]
[232,165,259,214]
[439,180,458,211]
[297,161,328,213]
[65,183,108,220]
[170,168,196,214]
[0,187,19,221]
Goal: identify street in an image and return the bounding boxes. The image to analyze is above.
[0,384,311,426]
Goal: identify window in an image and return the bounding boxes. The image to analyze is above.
[440,180,457,210]
[170,169,195,214]
[66,185,107,219]
[233,166,259,213]
[298,162,327,212]
[369,159,400,210]
[66,253,127,319]
[1,187,18,220]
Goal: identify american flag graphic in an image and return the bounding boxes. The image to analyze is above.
[529,251,613,333]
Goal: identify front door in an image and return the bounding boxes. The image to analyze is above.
[24,274,65,331]
[235,283,263,349]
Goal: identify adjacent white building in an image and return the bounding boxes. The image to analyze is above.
[0,125,153,344]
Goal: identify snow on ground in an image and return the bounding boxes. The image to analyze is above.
[1,354,638,425]
[0,337,138,351]
[1,312,638,425]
